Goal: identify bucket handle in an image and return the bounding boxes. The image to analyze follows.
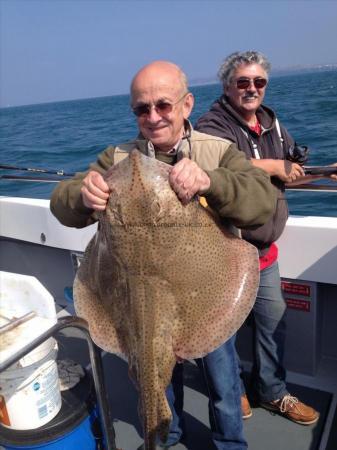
[0,311,36,334]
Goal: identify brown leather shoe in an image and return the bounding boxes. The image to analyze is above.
[241,394,253,419]
[261,394,319,425]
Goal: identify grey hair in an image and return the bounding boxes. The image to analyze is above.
[218,51,271,88]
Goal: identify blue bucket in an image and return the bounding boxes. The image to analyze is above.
[0,374,102,449]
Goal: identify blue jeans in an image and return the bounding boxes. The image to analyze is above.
[165,336,247,450]
[240,261,288,402]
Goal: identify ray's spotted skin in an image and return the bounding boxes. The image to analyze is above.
[74,149,259,450]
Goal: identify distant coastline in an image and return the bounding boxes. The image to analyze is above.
[271,63,337,76]
[189,63,337,87]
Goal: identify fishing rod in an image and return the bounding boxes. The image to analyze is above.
[303,166,337,176]
[1,165,337,190]
[2,175,337,193]
[0,163,75,177]
[285,165,337,191]
[2,163,336,178]
[286,183,337,192]
[0,175,67,183]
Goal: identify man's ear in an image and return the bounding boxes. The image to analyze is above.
[183,92,195,119]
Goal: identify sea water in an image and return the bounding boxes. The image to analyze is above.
[1,70,337,217]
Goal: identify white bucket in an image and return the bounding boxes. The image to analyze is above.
[0,271,62,430]
[0,338,62,430]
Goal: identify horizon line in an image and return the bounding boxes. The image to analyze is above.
[1,65,337,109]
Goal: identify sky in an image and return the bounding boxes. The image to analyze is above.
[1,0,337,107]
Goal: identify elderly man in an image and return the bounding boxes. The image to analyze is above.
[195,51,320,426]
[50,60,276,450]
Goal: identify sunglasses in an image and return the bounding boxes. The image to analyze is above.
[235,77,268,90]
[132,92,188,117]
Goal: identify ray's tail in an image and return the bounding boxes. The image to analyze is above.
[130,342,175,450]
[132,353,175,450]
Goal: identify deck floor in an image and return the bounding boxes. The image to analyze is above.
[55,306,333,450]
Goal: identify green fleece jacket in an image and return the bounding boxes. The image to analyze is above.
[50,125,277,230]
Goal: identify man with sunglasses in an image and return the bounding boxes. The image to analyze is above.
[50,60,277,450]
[195,51,319,426]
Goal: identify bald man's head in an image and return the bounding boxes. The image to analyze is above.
[131,61,188,99]
[129,61,194,152]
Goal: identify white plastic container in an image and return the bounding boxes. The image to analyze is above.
[0,271,62,429]
[0,340,61,429]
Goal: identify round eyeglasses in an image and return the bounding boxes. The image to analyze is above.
[132,93,188,117]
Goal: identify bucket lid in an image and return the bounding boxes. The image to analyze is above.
[0,271,57,321]
[0,271,57,368]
